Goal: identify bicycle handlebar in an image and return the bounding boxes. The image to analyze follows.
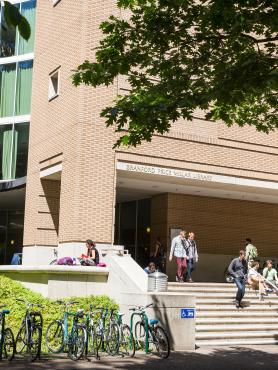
[56,300,79,306]
[129,303,153,312]
[16,299,43,308]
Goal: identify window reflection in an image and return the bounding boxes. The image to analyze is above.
[0,123,29,180]
[0,63,16,118]
[0,4,18,57]
[15,122,29,178]
[0,210,24,265]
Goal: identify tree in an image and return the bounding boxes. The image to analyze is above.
[73,0,278,147]
[1,1,30,41]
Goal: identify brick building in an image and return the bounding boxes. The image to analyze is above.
[1,1,278,280]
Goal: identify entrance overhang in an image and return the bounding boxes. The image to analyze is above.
[116,161,278,204]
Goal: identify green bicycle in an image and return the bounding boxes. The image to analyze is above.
[45,301,86,361]
[130,303,170,359]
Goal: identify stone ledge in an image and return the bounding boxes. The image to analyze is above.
[0,265,109,275]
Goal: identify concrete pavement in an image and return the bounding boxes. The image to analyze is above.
[0,346,278,370]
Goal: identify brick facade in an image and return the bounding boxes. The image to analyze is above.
[24,1,278,264]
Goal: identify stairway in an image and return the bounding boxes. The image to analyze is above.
[168,282,278,346]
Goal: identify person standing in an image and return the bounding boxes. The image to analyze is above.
[245,238,258,269]
[154,237,166,272]
[228,250,247,308]
[169,230,189,283]
[186,232,199,282]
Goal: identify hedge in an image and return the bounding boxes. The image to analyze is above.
[0,275,118,352]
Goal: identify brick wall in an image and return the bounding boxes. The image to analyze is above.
[165,193,278,257]
[24,0,278,251]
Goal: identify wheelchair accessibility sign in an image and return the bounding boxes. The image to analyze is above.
[181,308,195,318]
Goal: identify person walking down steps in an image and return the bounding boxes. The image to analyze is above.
[169,230,189,283]
[228,250,248,308]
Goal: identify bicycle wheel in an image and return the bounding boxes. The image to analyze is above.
[3,328,15,361]
[29,323,42,361]
[85,326,99,358]
[134,321,146,349]
[120,324,135,357]
[68,323,86,361]
[45,320,64,353]
[94,322,103,351]
[105,323,119,356]
[15,324,27,354]
[151,325,170,359]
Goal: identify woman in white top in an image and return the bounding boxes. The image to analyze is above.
[248,260,268,300]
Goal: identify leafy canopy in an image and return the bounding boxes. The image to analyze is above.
[73,0,278,147]
[1,1,30,40]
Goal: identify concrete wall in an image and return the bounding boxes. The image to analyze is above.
[121,292,196,351]
[0,253,196,350]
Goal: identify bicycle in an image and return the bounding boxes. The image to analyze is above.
[15,299,43,361]
[45,300,86,361]
[81,305,99,360]
[130,303,170,359]
[116,312,135,357]
[0,306,15,361]
[94,308,120,356]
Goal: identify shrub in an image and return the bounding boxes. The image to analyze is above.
[0,275,118,352]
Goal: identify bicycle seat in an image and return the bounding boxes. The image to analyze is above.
[149,319,158,325]
[118,312,125,317]
[1,310,10,315]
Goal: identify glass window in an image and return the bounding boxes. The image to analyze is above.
[15,60,33,115]
[0,123,29,180]
[48,68,60,100]
[6,211,24,264]
[18,1,36,55]
[137,199,151,267]
[0,63,16,117]
[0,4,18,57]
[119,201,137,259]
[0,212,7,265]
[0,124,14,180]
[14,122,29,178]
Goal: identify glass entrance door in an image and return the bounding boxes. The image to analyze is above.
[114,198,151,267]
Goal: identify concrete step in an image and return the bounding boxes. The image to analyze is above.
[196,330,278,340]
[196,311,278,318]
[196,324,278,332]
[196,305,278,312]
[169,282,236,288]
[196,298,278,305]
[196,338,278,346]
[197,317,278,324]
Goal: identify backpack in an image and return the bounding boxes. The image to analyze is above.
[249,245,258,259]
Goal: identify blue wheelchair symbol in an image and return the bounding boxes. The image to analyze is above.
[181,308,195,318]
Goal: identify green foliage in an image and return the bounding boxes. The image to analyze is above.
[0,275,118,352]
[73,0,278,147]
[2,1,30,40]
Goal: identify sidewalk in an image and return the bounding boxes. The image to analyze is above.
[0,345,277,370]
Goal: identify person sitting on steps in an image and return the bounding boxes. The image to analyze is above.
[248,260,268,301]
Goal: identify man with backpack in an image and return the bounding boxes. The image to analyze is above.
[245,238,258,269]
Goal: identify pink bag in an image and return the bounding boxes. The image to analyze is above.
[57,257,73,265]
[97,262,106,267]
